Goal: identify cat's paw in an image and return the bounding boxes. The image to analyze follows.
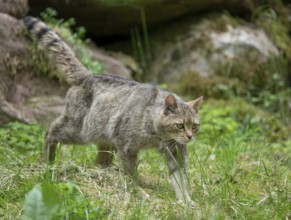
[177,199,196,208]
[188,200,196,208]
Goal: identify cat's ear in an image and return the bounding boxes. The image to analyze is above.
[164,94,178,114]
[187,96,203,113]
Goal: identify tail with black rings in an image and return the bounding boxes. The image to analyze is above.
[23,16,90,85]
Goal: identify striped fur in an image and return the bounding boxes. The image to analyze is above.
[23,16,203,205]
[23,16,89,85]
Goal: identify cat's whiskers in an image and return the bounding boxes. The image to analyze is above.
[164,139,180,150]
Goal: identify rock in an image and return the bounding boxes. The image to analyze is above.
[84,46,141,79]
[0,13,35,124]
[0,13,139,126]
[0,0,28,18]
[149,13,281,97]
[28,0,255,39]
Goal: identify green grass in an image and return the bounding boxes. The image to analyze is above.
[0,99,290,219]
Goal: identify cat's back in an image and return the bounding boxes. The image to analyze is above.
[68,74,175,114]
[90,74,162,106]
[91,74,139,92]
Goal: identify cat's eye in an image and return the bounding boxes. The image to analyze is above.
[176,123,184,129]
[192,123,199,129]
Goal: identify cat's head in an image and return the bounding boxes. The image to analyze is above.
[156,95,203,145]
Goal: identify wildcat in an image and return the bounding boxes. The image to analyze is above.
[23,16,203,206]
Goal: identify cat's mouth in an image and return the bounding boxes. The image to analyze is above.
[174,137,193,145]
[178,140,192,145]
[162,134,193,145]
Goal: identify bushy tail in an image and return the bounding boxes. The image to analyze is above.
[23,16,90,85]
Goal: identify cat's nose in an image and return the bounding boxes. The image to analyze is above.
[187,135,193,141]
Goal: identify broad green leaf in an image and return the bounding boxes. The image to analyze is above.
[22,185,46,220]
[42,182,59,218]
[22,183,59,220]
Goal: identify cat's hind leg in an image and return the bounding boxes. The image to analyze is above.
[43,132,58,163]
[43,115,77,163]
[96,142,116,167]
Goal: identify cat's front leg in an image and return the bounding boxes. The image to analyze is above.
[162,143,195,207]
